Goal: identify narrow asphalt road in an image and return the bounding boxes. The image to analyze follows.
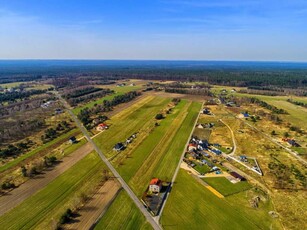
[55,92,162,230]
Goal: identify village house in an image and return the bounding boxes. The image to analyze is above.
[96,123,109,131]
[149,178,162,193]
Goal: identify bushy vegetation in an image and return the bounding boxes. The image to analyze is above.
[0,139,35,159]
[41,121,72,143]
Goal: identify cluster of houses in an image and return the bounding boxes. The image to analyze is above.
[113,133,137,151]
[188,137,222,155]
[185,137,224,174]
[282,138,301,147]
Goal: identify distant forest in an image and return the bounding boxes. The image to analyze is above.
[0,62,307,88]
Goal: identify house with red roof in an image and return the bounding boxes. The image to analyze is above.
[149,178,162,193]
[96,123,109,131]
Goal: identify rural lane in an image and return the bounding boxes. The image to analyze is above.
[219,119,237,156]
[55,91,162,230]
[0,142,93,216]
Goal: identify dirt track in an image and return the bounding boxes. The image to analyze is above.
[0,142,93,216]
[64,180,121,230]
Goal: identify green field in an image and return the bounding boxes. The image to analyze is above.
[161,169,280,230]
[0,129,80,173]
[194,164,211,174]
[203,177,251,196]
[0,151,105,229]
[94,190,152,230]
[161,169,275,230]
[124,101,201,196]
[94,96,170,157]
[72,85,142,114]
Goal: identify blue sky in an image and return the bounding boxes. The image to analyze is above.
[0,0,307,61]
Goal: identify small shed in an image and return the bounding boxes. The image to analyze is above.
[69,136,77,144]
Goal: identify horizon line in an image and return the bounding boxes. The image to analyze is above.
[0,59,307,64]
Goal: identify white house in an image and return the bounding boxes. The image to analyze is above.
[149,178,162,193]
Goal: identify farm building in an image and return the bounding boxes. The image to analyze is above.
[149,178,162,193]
[230,171,246,181]
[96,123,109,131]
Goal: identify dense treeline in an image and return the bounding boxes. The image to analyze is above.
[78,91,141,128]
[165,88,213,96]
[2,64,307,88]
[63,87,103,99]
[0,89,47,103]
[66,89,113,106]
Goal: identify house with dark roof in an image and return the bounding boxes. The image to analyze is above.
[114,142,125,151]
[69,136,77,144]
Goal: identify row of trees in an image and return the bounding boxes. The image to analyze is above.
[63,86,103,99]
[78,91,141,128]
[165,88,213,96]
[67,89,113,106]
[0,89,47,104]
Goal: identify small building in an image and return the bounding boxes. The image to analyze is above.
[114,142,125,151]
[203,108,210,115]
[149,178,162,193]
[69,136,77,144]
[96,123,109,131]
[230,171,246,181]
[197,124,204,129]
[240,155,248,162]
[188,143,197,152]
